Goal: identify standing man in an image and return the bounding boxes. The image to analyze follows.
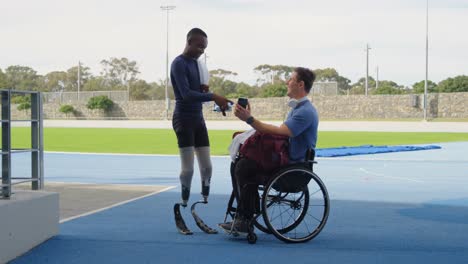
[171,28,231,234]
[220,67,318,234]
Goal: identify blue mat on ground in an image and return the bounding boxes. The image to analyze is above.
[316,145,441,157]
[12,192,468,264]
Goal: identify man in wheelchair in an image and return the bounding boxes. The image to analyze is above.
[219,67,319,235]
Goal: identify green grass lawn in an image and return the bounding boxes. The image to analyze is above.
[6,127,468,155]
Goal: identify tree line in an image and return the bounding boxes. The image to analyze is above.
[0,57,467,100]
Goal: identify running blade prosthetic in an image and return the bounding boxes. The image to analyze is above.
[191,200,218,234]
[174,203,193,235]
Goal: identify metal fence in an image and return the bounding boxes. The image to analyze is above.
[41,82,339,105]
[1,89,44,198]
[312,82,338,96]
[42,91,129,104]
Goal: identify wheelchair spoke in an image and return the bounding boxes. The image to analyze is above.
[282,204,317,239]
[305,208,326,231]
[278,205,292,229]
[302,215,313,235]
[268,203,289,223]
[280,201,296,228]
[284,204,297,228]
[306,210,324,223]
[309,188,322,196]
[280,205,285,229]
[269,204,280,223]
[267,195,304,231]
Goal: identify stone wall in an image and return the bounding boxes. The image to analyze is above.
[437,93,468,118]
[11,92,468,120]
[312,94,429,119]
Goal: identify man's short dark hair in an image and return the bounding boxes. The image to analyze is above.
[294,67,316,93]
[187,28,207,41]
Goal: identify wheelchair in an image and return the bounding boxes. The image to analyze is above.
[222,146,330,244]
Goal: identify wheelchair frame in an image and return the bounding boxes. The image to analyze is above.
[223,149,330,244]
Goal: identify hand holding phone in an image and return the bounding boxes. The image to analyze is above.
[237,98,248,109]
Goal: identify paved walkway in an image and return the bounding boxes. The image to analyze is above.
[14,119,468,132]
[16,183,170,222]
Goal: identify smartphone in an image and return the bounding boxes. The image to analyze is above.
[237,98,248,109]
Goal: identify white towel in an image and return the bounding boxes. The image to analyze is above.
[197,58,209,85]
[228,129,256,162]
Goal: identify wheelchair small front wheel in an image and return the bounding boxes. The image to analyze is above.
[247,233,257,244]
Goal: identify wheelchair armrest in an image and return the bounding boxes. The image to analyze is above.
[306,160,317,171]
[305,148,317,165]
[232,131,245,139]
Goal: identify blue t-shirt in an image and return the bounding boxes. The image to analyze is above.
[284,100,319,163]
[170,55,213,118]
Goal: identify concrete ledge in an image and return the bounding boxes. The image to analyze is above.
[0,190,59,264]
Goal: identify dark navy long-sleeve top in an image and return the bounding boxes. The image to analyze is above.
[170,54,213,118]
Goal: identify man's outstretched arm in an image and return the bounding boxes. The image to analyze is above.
[233,104,292,137]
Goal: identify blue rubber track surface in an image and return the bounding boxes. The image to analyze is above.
[9,142,468,264]
[11,192,468,264]
[316,144,440,157]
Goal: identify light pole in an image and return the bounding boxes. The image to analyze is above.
[161,5,176,120]
[423,0,429,121]
[375,66,379,89]
[365,44,371,96]
[126,63,130,101]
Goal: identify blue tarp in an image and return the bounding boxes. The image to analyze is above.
[316,145,441,157]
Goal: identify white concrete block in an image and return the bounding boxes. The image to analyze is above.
[0,190,59,264]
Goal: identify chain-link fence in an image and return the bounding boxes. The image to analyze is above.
[312,82,338,96]
[42,91,129,104]
[42,82,338,105]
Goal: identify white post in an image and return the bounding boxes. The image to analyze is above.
[365,44,371,96]
[424,0,429,121]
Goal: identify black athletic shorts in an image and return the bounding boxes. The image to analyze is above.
[172,116,210,148]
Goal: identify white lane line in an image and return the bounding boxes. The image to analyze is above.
[45,151,228,158]
[45,152,467,162]
[46,151,179,157]
[358,168,424,183]
[59,186,176,223]
[48,181,169,188]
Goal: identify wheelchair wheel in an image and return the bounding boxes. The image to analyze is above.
[262,167,330,243]
[247,232,257,244]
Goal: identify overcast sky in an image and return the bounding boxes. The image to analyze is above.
[1,0,467,86]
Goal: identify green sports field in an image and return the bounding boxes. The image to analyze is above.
[7,127,468,155]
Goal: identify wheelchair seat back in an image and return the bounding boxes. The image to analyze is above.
[270,149,316,193]
[271,166,313,193]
